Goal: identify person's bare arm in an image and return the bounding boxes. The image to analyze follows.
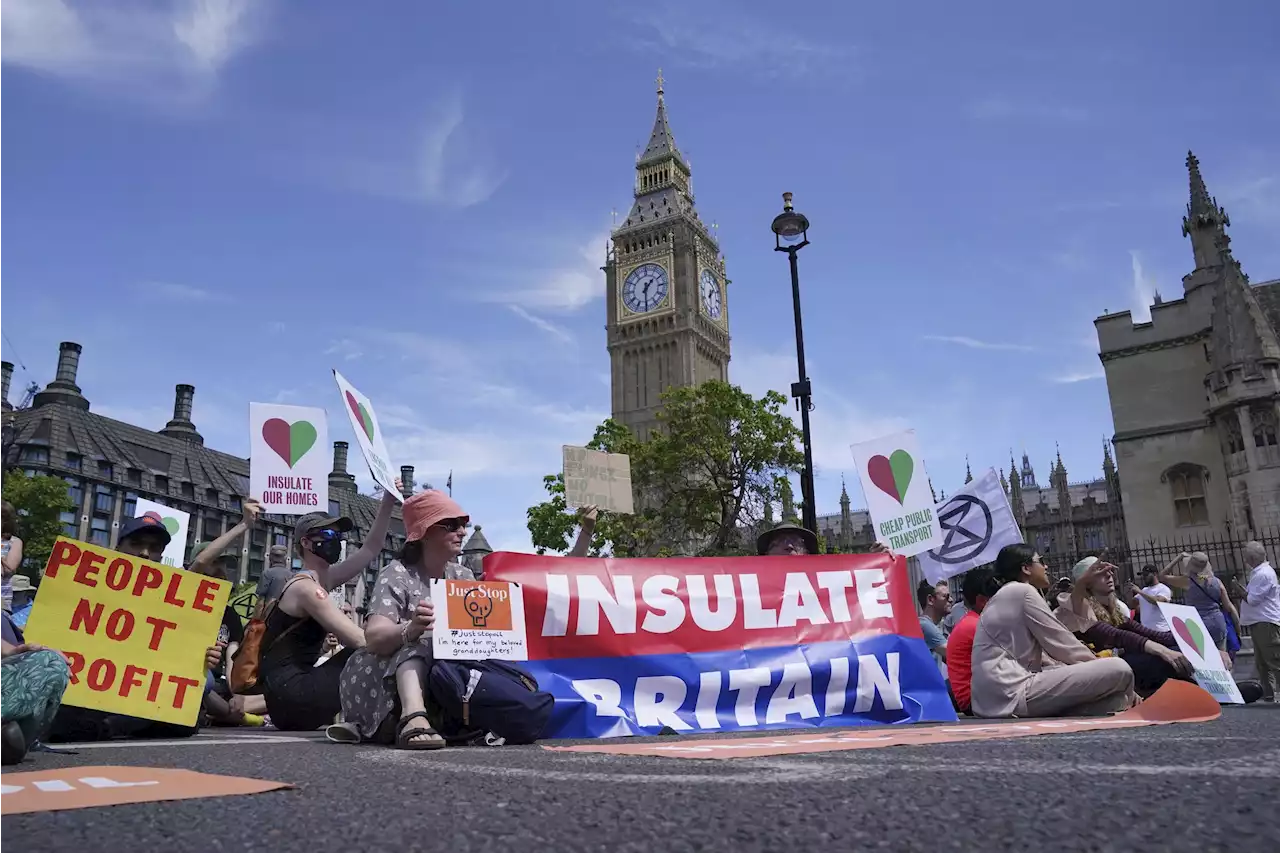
[317,489,398,591]
[2,536,23,576]
[567,506,598,558]
[188,501,261,575]
[1218,578,1241,628]
[1159,553,1192,590]
[289,580,366,649]
[364,600,435,656]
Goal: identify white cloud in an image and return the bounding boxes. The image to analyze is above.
[921,335,1038,352]
[325,338,363,362]
[625,2,852,80]
[1052,367,1106,384]
[323,91,507,209]
[506,306,574,345]
[1129,250,1159,323]
[1,0,260,102]
[146,281,223,302]
[476,229,612,313]
[967,97,1089,123]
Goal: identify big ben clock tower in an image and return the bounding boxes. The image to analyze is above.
[605,72,731,441]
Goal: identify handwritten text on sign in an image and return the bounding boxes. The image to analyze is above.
[22,538,231,727]
[431,579,528,660]
[562,446,634,514]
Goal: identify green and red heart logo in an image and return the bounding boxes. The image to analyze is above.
[345,391,375,441]
[262,418,318,468]
[1172,616,1207,660]
[141,511,180,537]
[867,449,914,505]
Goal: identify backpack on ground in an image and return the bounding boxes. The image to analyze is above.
[229,576,308,695]
[426,659,554,746]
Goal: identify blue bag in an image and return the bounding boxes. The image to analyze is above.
[426,660,554,746]
[1225,616,1241,657]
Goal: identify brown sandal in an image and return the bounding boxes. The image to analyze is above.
[396,711,445,750]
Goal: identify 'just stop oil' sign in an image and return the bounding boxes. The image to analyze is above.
[850,430,945,557]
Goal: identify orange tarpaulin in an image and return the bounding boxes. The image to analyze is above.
[544,680,1221,760]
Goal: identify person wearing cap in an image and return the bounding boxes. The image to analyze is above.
[756,522,819,556]
[254,486,399,733]
[331,489,475,748]
[969,544,1137,719]
[7,575,36,630]
[255,545,295,604]
[1054,556,1195,697]
[47,511,229,742]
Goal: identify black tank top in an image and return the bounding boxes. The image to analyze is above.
[260,583,328,675]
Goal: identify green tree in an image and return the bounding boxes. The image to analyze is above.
[526,381,803,557]
[2,470,75,581]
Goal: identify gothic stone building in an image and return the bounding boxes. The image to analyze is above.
[0,342,493,599]
[1096,153,1280,544]
[1004,450,1126,563]
[606,74,731,441]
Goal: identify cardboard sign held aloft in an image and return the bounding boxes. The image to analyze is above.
[431,579,528,661]
[333,370,402,502]
[131,498,191,568]
[562,446,634,514]
[1157,602,1245,704]
[850,430,944,557]
[23,538,231,727]
[249,403,330,516]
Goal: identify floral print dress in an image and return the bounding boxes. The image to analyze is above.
[2,649,71,743]
[339,560,475,743]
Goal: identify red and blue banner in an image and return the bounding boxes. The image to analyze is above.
[486,552,957,738]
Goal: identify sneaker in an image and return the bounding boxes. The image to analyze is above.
[325,722,361,744]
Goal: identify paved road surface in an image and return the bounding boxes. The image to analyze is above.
[4,706,1278,852]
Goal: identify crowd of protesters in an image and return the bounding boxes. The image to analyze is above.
[2,501,1278,765]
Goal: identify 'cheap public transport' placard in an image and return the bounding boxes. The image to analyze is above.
[23,538,231,727]
[485,552,956,738]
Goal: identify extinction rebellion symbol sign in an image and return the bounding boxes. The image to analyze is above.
[928,494,993,564]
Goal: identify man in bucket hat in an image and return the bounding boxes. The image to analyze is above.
[756,522,819,556]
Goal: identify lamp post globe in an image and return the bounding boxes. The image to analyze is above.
[772,192,818,538]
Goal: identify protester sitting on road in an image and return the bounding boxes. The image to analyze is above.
[332,489,475,749]
[970,544,1136,718]
[47,515,226,742]
[2,610,71,764]
[917,580,951,665]
[1054,557,1194,697]
[756,522,818,556]
[187,541,267,727]
[947,568,999,715]
[257,509,380,731]
[2,500,24,613]
[1159,552,1239,667]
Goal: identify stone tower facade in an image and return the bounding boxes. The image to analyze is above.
[605,72,731,440]
[1096,152,1280,541]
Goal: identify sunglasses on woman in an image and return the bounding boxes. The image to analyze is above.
[433,517,469,533]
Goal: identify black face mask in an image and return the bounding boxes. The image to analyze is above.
[309,538,343,565]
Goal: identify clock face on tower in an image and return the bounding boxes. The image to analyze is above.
[622,263,669,314]
[699,269,722,320]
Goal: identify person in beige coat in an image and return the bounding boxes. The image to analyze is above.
[970,544,1137,718]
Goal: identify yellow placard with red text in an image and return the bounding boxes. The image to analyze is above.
[23,537,230,727]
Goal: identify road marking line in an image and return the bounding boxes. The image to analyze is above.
[50,735,314,750]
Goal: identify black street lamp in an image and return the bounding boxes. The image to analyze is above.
[771,192,817,538]
[0,412,17,491]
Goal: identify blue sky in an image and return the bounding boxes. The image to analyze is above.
[3,0,1278,550]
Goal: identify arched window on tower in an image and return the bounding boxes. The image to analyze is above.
[1252,406,1280,466]
[1162,463,1210,527]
